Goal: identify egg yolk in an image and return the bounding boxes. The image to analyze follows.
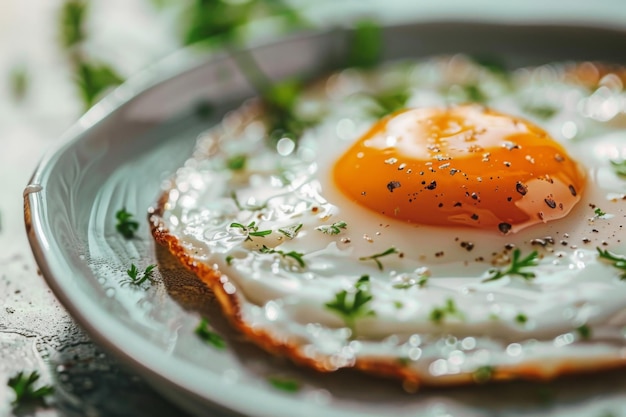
[333,105,585,233]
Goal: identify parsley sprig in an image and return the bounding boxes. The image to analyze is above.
[268,376,300,392]
[429,298,463,324]
[523,104,558,120]
[230,191,267,211]
[115,208,139,239]
[260,245,305,268]
[611,160,626,177]
[482,249,539,282]
[315,221,347,235]
[325,275,375,330]
[230,221,272,241]
[278,223,302,239]
[597,247,626,279]
[8,371,54,407]
[124,263,157,286]
[195,318,226,349]
[359,247,399,271]
[59,0,124,109]
[226,154,247,171]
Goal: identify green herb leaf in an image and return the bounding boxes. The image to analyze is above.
[315,221,347,235]
[576,324,592,340]
[230,221,272,241]
[8,371,54,407]
[594,207,606,217]
[515,313,528,324]
[230,191,267,211]
[367,90,410,119]
[348,20,382,69]
[482,249,539,282]
[597,247,626,279]
[125,263,157,286]
[75,61,124,109]
[260,245,305,268]
[461,83,488,103]
[472,365,494,383]
[470,55,509,77]
[115,208,139,239]
[326,275,375,329]
[610,160,626,177]
[10,66,28,101]
[226,154,247,171]
[60,0,87,49]
[195,318,226,349]
[523,104,558,120]
[268,376,300,392]
[225,255,234,265]
[359,247,399,271]
[429,298,463,324]
[278,223,302,239]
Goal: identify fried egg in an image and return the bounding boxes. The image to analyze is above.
[150,56,626,387]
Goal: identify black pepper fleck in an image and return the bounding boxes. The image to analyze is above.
[471,213,479,221]
[545,198,557,209]
[460,241,475,251]
[498,223,512,234]
[387,181,401,193]
[516,182,528,196]
[426,181,437,190]
[569,185,577,197]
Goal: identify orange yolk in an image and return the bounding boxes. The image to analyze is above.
[333,105,585,233]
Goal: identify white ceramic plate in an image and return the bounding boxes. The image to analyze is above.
[25,21,626,417]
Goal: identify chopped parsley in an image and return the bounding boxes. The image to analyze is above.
[278,223,302,239]
[470,55,509,78]
[576,324,592,340]
[347,20,382,69]
[367,90,410,119]
[597,247,626,279]
[515,313,528,324]
[260,245,305,268]
[10,66,28,101]
[8,371,54,407]
[195,318,226,349]
[230,221,272,240]
[610,160,626,177]
[472,365,494,383]
[125,263,157,286]
[268,376,300,392]
[115,208,139,239]
[392,272,429,289]
[462,83,488,103]
[429,298,463,324]
[359,247,399,271]
[325,275,375,330]
[523,104,558,120]
[315,221,347,235]
[226,154,247,171]
[482,249,539,282]
[230,191,267,211]
[225,255,234,265]
[594,207,607,217]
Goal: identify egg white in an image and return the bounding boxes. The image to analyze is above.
[159,56,626,382]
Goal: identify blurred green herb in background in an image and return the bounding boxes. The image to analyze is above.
[10,66,29,101]
[59,0,125,109]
